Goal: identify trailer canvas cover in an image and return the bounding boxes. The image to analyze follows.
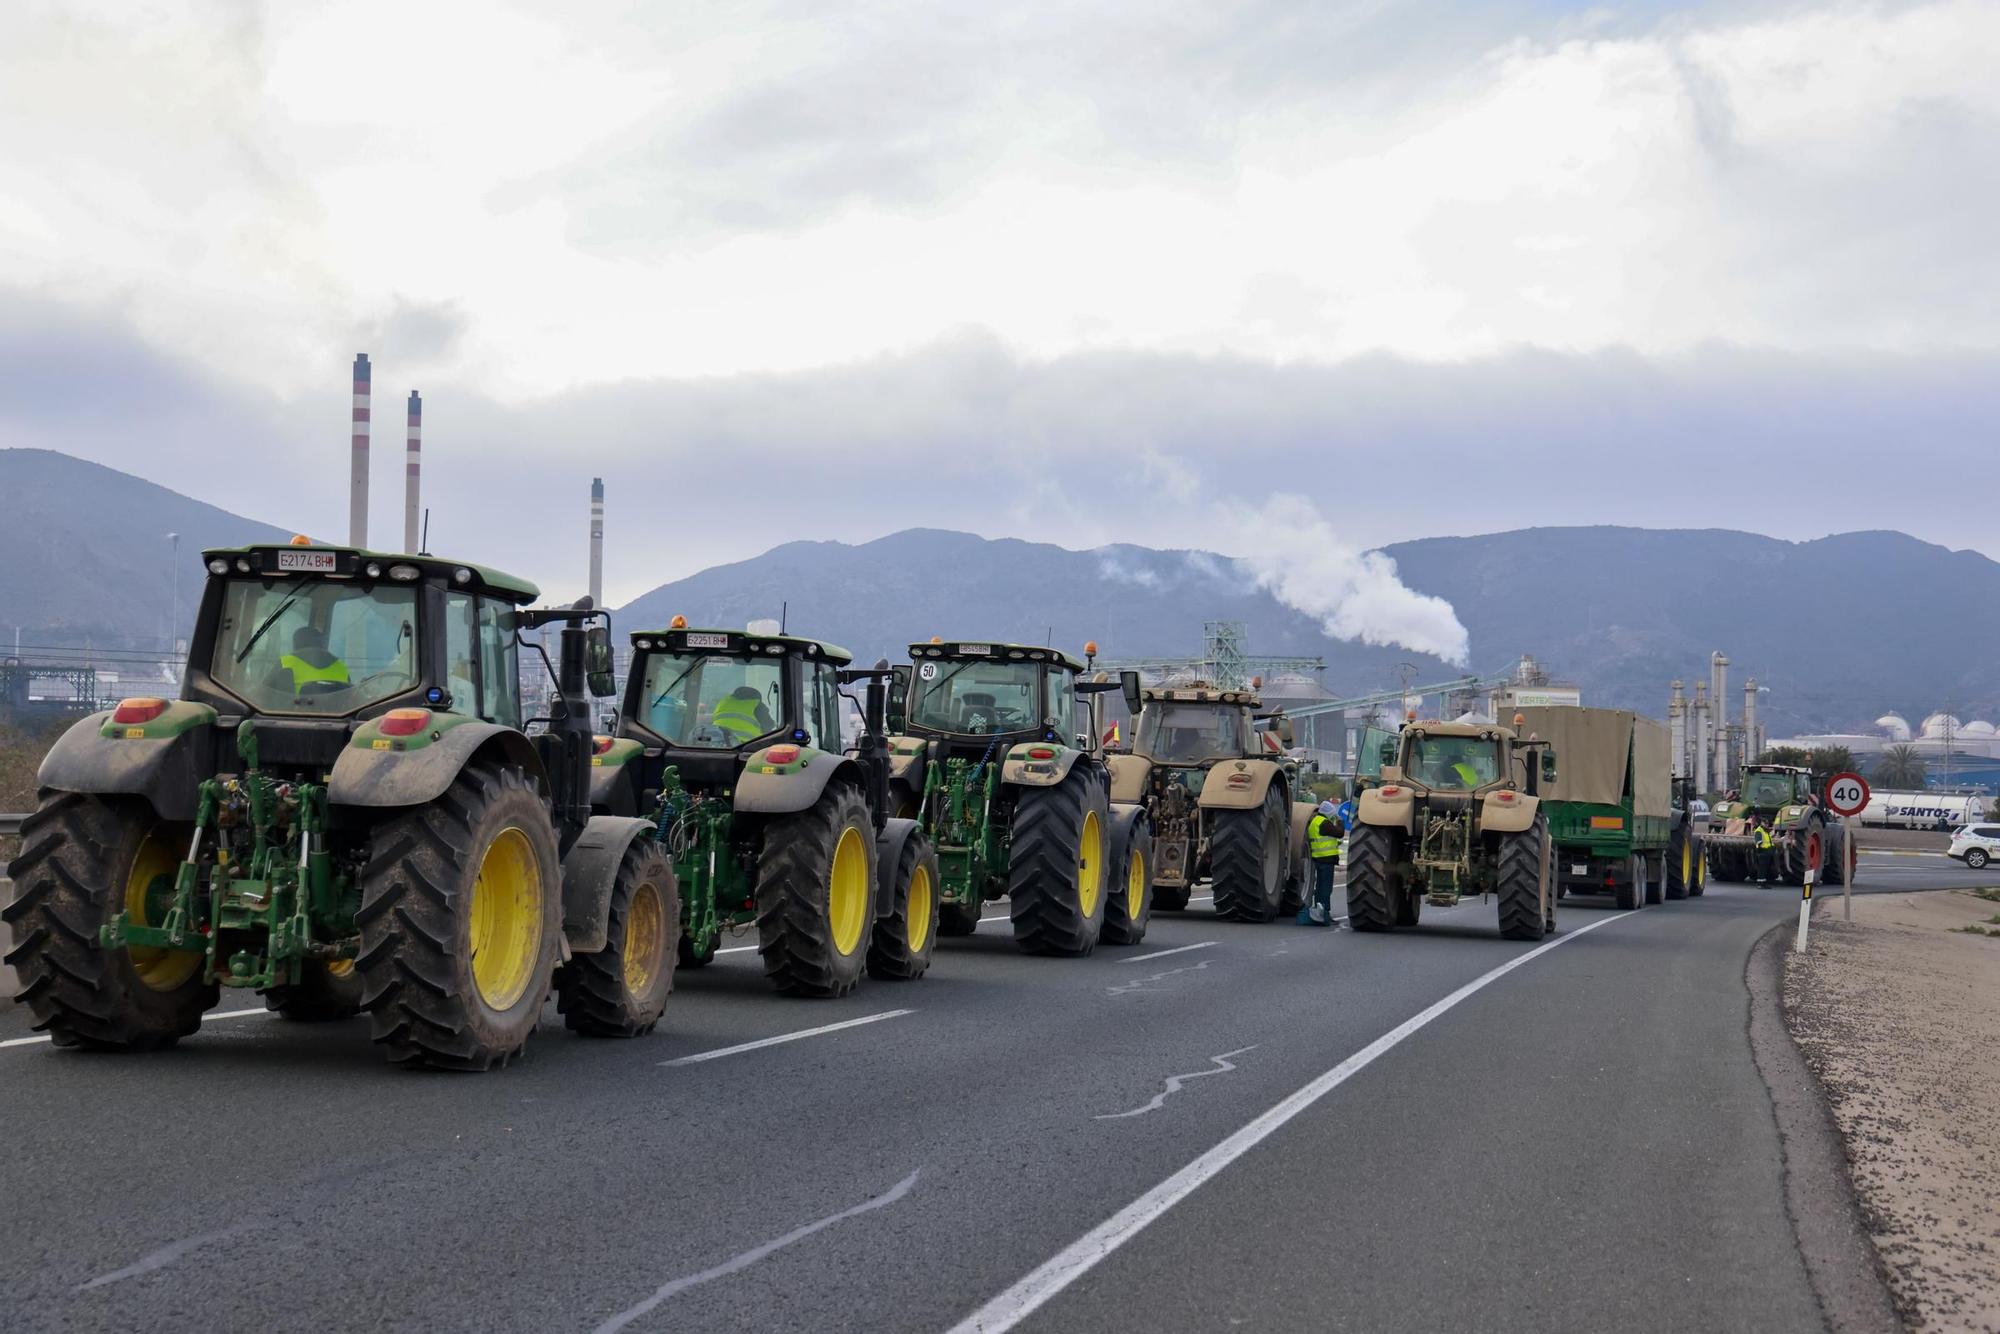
[1513,707,1671,817]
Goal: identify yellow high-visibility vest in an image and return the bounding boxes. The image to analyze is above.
[712,693,765,741]
[1451,762,1480,787]
[279,653,349,692]
[1308,813,1342,860]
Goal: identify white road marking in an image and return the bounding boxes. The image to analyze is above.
[716,944,757,955]
[1105,961,1211,998]
[947,911,1630,1333]
[79,1221,256,1290]
[1,1007,273,1051]
[1095,1046,1259,1121]
[592,1169,922,1333]
[660,1010,913,1067]
[1119,941,1217,964]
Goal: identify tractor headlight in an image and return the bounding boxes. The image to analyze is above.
[207,558,229,575]
[387,564,420,581]
[234,558,251,573]
[364,561,383,578]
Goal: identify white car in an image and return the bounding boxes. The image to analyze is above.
[1948,824,2000,869]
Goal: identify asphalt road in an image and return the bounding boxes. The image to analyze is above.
[0,868,1956,1333]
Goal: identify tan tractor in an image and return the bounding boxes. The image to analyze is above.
[1345,717,1558,940]
[1105,682,1315,922]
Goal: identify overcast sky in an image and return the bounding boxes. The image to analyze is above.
[1,0,1993,608]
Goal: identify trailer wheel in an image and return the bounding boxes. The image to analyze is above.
[756,781,874,997]
[1496,815,1551,941]
[1211,786,1288,923]
[1614,853,1644,911]
[868,830,940,980]
[558,837,679,1037]
[1343,824,1397,932]
[1008,770,1109,956]
[3,793,217,1051]
[1101,820,1154,946]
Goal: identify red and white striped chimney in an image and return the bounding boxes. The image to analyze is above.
[349,353,370,548]
[404,390,422,553]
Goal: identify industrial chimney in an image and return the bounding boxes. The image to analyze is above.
[404,390,422,554]
[1693,681,1710,793]
[589,477,605,606]
[1743,677,1759,767]
[1668,680,1686,777]
[350,354,371,548]
[1711,652,1730,791]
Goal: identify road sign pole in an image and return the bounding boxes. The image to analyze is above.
[1820,771,1870,927]
[1845,822,1854,922]
[1796,867,1814,952]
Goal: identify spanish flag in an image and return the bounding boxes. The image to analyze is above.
[1102,722,1121,745]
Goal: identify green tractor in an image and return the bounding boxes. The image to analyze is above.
[885,640,1150,953]
[589,620,939,997]
[1705,764,1849,886]
[3,541,675,1068]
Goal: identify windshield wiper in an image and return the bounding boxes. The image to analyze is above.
[235,578,320,664]
[651,659,703,709]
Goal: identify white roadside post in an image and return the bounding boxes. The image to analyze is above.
[1796,866,1814,952]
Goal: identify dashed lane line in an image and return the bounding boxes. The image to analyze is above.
[1,1007,273,1052]
[660,1009,914,1067]
[1119,941,1218,964]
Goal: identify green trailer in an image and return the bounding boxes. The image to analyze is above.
[1512,706,1676,911]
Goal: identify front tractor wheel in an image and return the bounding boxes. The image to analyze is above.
[1496,815,1552,941]
[1009,772,1110,956]
[758,782,874,997]
[559,838,679,1037]
[3,793,217,1051]
[355,763,562,1070]
[1211,786,1289,923]
[869,830,941,981]
[1343,823,1398,933]
[1102,821,1154,946]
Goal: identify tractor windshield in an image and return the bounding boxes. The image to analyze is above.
[209,578,419,714]
[1742,772,1804,808]
[1407,734,1502,789]
[1136,703,1244,762]
[909,659,1042,736]
[637,651,784,748]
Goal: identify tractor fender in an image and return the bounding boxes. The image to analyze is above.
[558,815,661,955]
[587,738,647,815]
[1198,758,1287,812]
[1288,800,1317,868]
[1478,790,1540,833]
[328,721,547,808]
[1108,801,1149,864]
[733,745,863,816]
[1001,743,1083,789]
[871,817,923,919]
[887,741,926,790]
[1106,753,1152,804]
[1357,784,1417,833]
[36,708,215,822]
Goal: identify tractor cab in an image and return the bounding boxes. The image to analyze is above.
[1383,720,1556,798]
[1736,765,1815,812]
[898,640,1086,754]
[609,622,852,796]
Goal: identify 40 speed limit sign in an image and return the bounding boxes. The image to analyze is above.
[1824,771,1870,818]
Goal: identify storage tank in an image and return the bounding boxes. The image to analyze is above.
[1859,790,1986,830]
[1875,714,1912,742]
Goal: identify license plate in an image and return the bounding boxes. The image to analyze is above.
[959,643,991,655]
[277,550,337,573]
[1571,863,1588,876]
[684,632,728,649]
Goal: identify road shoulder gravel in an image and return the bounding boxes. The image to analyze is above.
[1747,920,1904,1333]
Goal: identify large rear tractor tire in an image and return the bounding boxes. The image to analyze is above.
[1496,815,1552,941]
[1343,823,1397,933]
[1665,826,1693,900]
[1102,820,1154,947]
[3,792,218,1051]
[1783,826,1824,887]
[266,959,365,1022]
[1009,771,1110,956]
[868,831,941,981]
[1210,786,1288,924]
[559,838,679,1037]
[355,763,563,1070]
[757,782,874,997]
[1822,826,1850,887]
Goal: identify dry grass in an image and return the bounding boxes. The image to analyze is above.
[0,721,64,863]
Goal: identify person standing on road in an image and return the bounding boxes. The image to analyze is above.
[1299,799,1343,927]
[1751,818,1776,882]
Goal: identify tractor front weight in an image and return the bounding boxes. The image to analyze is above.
[101,725,353,990]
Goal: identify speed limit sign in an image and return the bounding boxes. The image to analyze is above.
[1824,771,1870,818]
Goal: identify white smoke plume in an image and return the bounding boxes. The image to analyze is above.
[1221,496,1470,666]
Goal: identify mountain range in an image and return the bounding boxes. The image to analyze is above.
[4,448,1994,734]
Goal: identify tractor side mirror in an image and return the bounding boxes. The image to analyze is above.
[1274,717,1295,748]
[1378,739,1398,767]
[584,626,617,698]
[1541,749,1558,784]
[887,664,910,733]
[1120,670,1143,719]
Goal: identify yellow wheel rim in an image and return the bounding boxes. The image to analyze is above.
[622,880,666,995]
[1077,810,1104,919]
[1682,841,1692,886]
[1126,845,1146,919]
[469,827,543,1011]
[828,826,869,957]
[325,958,356,979]
[123,827,201,992]
[906,861,933,953]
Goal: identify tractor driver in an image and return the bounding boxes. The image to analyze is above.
[1420,740,1491,789]
[274,625,349,696]
[711,684,774,743]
